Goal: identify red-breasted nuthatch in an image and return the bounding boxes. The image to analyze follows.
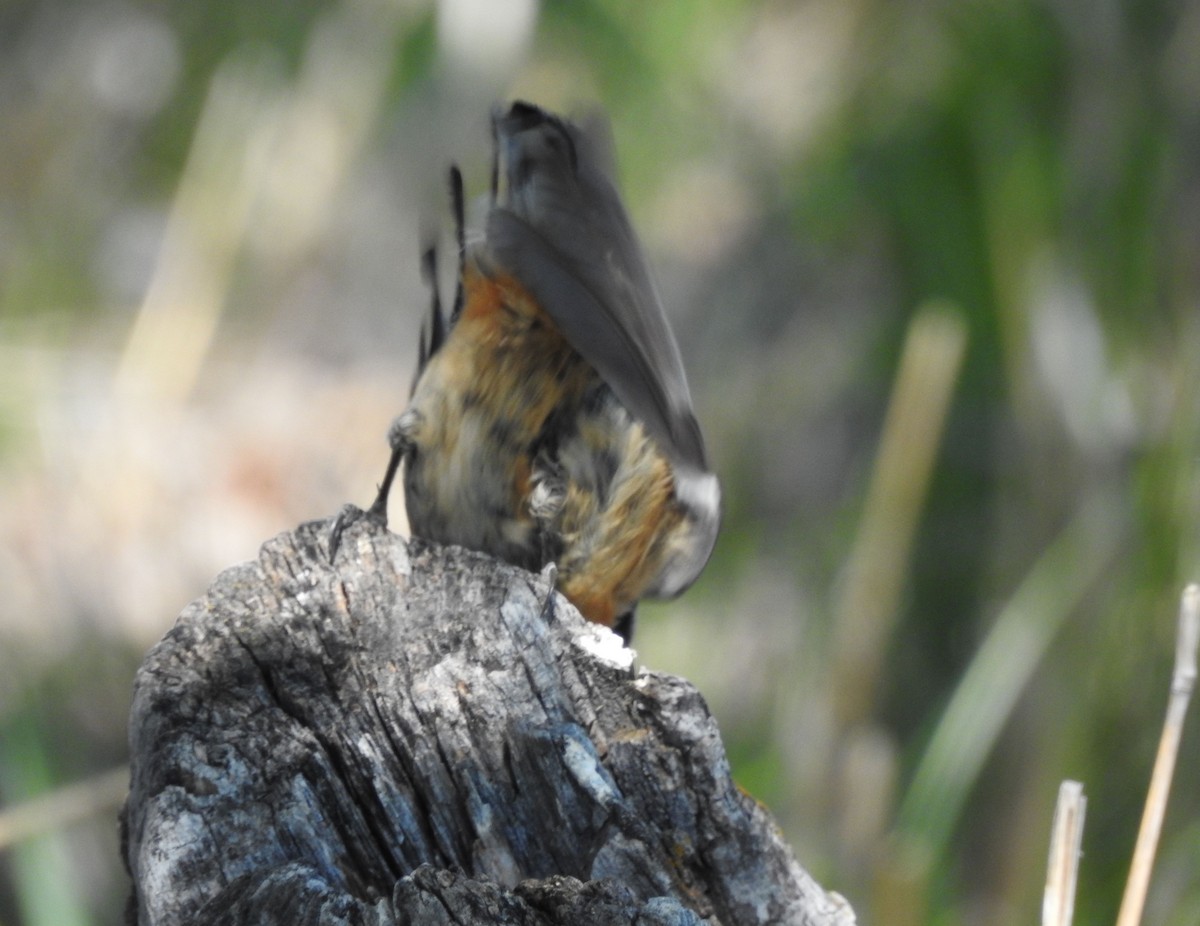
[339,101,720,641]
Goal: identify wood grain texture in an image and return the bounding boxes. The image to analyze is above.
[121,515,855,926]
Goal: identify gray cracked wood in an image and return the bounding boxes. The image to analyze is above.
[121,515,856,925]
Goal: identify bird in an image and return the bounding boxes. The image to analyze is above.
[337,100,720,642]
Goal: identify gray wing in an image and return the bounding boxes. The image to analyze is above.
[486,102,709,472]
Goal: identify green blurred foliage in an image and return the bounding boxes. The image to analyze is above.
[1,0,1198,924]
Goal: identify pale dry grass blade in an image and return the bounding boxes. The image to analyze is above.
[1115,583,1200,926]
[113,53,285,403]
[0,766,129,851]
[114,1,409,405]
[1042,779,1086,926]
[831,302,968,727]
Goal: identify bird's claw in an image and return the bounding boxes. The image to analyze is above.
[327,502,386,563]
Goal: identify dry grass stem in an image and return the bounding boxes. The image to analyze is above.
[1042,779,1086,926]
[831,303,968,726]
[1114,583,1199,926]
[0,766,129,851]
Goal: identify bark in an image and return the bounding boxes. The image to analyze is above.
[121,514,855,926]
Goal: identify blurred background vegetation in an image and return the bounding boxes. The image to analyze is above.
[1,0,1197,923]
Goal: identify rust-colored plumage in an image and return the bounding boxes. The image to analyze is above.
[352,101,720,640]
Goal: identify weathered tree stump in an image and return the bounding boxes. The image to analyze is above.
[121,515,855,925]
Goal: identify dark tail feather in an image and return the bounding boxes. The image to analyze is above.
[413,244,445,394]
[449,165,466,325]
[489,108,500,207]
